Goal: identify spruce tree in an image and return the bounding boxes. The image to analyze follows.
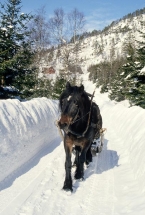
[109,68,126,102]
[0,0,36,99]
[122,20,145,108]
[52,75,67,99]
[33,78,52,98]
[134,25,145,108]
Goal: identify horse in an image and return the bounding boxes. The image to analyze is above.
[58,82,102,192]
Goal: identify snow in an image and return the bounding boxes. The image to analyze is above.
[140,66,145,74]
[0,78,145,215]
[7,25,13,29]
[0,98,58,184]
[1,27,7,31]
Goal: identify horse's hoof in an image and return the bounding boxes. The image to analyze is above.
[62,186,73,192]
[85,159,92,166]
[74,173,84,180]
[63,182,73,192]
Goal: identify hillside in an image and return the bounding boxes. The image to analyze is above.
[40,13,145,78]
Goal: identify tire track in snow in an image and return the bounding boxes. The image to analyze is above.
[81,143,116,215]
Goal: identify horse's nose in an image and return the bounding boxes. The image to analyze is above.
[58,120,67,126]
[58,120,68,129]
[58,115,71,128]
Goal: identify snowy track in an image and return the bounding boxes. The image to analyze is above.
[0,136,119,215]
[0,81,145,214]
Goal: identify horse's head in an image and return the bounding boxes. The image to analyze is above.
[58,82,85,129]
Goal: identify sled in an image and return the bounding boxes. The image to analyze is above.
[91,128,106,156]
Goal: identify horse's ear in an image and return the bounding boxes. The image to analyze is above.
[79,85,84,94]
[66,82,71,89]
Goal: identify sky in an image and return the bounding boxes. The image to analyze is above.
[0,0,145,31]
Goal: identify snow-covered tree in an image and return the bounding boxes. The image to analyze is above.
[132,25,145,108]
[0,0,37,99]
[110,24,145,108]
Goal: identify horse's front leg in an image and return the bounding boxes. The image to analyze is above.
[86,145,92,166]
[63,137,73,192]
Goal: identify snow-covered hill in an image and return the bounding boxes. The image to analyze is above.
[40,14,145,77]
[0,78,145,215]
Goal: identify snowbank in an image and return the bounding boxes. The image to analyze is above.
[84,79,145,197]
[102,103,145,193]
[0,98,59,183]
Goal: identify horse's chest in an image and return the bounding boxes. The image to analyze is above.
[66,135,87,147]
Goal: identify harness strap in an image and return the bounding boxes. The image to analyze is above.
[81,89,95,137]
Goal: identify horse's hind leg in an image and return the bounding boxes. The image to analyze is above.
[86,146,92,166]
[63,138,73,192]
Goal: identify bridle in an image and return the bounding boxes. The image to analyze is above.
[59,90,95,138]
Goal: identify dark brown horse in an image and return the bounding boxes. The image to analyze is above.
[58,82,102,192]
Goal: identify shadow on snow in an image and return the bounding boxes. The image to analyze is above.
[0,137,61,191]
[73,138,119,192]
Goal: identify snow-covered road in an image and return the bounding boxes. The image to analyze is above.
[0,81,145,215]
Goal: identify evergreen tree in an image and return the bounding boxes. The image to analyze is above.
[109,66,126,102]
[121,55,136,100]
[52,75,67,99]
[122,20,145,108]
[0,0,37,99]
[33,78,52,98]
[133,24,145,108]
[122,30,136,57]
[109,34,137,105]
[116,29,145,108]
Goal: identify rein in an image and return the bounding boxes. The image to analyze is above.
[70,111,90,125]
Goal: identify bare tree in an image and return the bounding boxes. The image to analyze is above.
[29,6,50,52]
[48,8,85,45]
[68,8,85,44]
[48,8,66,45]
[48,8,86,84]
[28,6,51,90]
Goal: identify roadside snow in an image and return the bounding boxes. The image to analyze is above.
[0,98,58,184]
